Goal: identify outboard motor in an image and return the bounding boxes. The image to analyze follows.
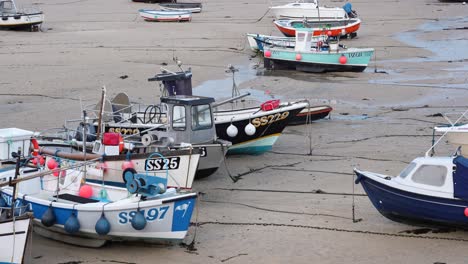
[343,2,357,18]
[148,70,193,96]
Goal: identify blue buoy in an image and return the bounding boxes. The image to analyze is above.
[95,213,111,235]
[41,205,56,227]
[64,212,80,234]
[131,210,147,230]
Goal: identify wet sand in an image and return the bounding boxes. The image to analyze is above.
[2,0,468,263]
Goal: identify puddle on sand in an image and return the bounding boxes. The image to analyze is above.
[370,17,468,90]
[396,16,468,63]
[192,64,280,102]
[333,114,369,121]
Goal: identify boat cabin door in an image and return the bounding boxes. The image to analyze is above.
[295,31,312,52]
[161,96,216,144]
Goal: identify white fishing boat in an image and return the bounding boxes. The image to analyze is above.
[434,109,468,156]
[139,9,192,22]
[270,0,357,20]
[0,214,32,264]
[0,0,44,30]
[159,2,202,13]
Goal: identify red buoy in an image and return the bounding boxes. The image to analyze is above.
[98,162,109,172]
[79,185,93,198]
[47,158,58,170]
[339,55,347,64]
[264,50,272,58]
[327,30,332,37]
[464,208,468,217]
[121,160,134,170]
[295,54,302,61]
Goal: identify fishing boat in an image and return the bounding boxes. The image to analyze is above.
[433,110,468,156]
[148,68,310,155]
[355,154,468,228]
[264,31,374,73]
[0,0,44,30]
[77,92,231,179]
[0,158,198,247]
[270,1,357,20]
[139,9,192,22]
[354,118,468,228]
[0,147,33,264]
[288,104,332,125]
[159,2,202,13]
[274,18,361,38]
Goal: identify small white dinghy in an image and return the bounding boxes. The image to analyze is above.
[0,0,44,30]
[159,2,202,13]
[139,9,192,22]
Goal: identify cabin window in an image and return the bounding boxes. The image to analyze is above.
[1,1,13,10]
[411,165,447,187]
[399,162,417,179]
[191,104,212,131]
[172,105,186,131]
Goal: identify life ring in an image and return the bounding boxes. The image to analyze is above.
[31,138,40,156]
[119,134,124,153]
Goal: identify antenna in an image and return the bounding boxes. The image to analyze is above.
[225,64,240,98]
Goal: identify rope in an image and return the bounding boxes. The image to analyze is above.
[255,7,271,22]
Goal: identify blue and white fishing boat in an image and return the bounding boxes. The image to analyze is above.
[355,155,468,228]
[139,9,192,22]
[0,151,197,247]
[355,121,468,228]
[264,30,374,73]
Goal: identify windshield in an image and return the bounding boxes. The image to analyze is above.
[399,162,417,179]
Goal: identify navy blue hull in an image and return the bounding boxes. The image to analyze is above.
[355,171,468,228]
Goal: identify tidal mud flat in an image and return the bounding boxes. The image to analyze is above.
[1,0,468,263]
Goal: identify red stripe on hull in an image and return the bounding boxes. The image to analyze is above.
[275,21,360,37]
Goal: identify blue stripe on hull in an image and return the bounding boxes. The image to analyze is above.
[357,172,468,227]
[1,192,74,225]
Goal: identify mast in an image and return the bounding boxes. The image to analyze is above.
[9,148,21,218]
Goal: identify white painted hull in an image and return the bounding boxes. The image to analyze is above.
[43,151,200,189]
[139,9,192,22]
[0,216,31,264]
[435,125,468,156]
[160,6,201,13]
[270,3,347,20]
[0,12,44,28]
[1,186,197,247]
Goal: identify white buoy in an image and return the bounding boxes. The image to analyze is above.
[244,123,256,136]
[227,124,238,137]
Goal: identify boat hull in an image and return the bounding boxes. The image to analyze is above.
[40,146,200,189]
[0,12,44,29]
[1,189,197,247]
[160,3,202,13]
[139,9,192,22]
[288,105,332,125]
[214,106,305,155]
[274,19,360,38]
[270,5,347,20]
[264,48,374,73]
[0,215,32,263]
[355,170,468,228]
